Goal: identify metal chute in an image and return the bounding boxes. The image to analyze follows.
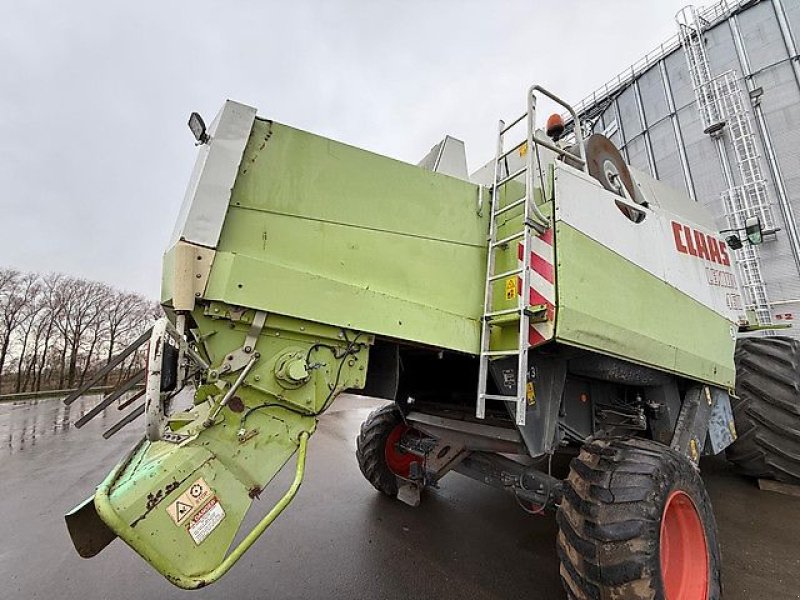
[65,308,370,588]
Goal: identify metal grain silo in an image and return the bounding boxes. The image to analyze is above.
[573,0,800,337]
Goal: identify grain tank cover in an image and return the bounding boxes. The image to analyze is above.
[163,101,489,354]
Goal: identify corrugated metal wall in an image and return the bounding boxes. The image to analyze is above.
[585,0,800,336]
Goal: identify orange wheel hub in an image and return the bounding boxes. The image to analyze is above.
[660,490,709,600]
[384,424,419,478]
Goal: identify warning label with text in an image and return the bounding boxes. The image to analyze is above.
[187,497,225,545]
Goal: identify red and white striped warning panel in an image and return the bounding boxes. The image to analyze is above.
[518,227,556,346]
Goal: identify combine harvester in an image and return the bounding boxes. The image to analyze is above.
[64,86,800,599]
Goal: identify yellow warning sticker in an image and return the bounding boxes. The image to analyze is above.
[689,438,699,462]
[526,381,536,405]
[505,277,517,301]
[170,499,193,524]
[167,477,212,525]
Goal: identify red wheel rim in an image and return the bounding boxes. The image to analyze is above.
[660,490,709,600]
[384,424,419,477]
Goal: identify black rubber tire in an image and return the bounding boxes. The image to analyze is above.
[556,437,721,600]
[355,404,404,497]
[726,336,800,484]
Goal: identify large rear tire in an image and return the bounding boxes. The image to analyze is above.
[726,336,800,484]
[355,404,421,497]
[557,437,721,600]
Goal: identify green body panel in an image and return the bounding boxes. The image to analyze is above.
[554,222,735,388]
[489,191,553,352]
[160,246,176,308]
[97,410,312,585]
[203,119,488,354]
[89,310,368,588]
[193,306,370,415]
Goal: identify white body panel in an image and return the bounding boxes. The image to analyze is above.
[170,100,257,249]
[417,135,469,181]
[554,163,744,325]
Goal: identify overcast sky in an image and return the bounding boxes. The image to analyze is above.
[1,1,693,298]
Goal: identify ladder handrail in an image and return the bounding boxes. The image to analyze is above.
[525,91,550,233]
[528,84,587,169]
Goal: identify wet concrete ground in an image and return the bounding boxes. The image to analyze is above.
[1,394,799,599]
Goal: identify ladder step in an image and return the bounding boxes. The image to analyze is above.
[494,197,526,217]
[484,304,546,324]
[491,230,525,248]
[495,166,527,188]
[481,350,520,357]
[480,393,523,402]
[527,303,549,323]
[501,113,526,134]
[486,312,520,326]
[488,267,523,282]
[484,307,521,318]
[498,140,526,162]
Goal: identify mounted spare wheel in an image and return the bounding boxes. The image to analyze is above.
[569,133,646,223]
[727,336,800,484]
[557,437,721,600]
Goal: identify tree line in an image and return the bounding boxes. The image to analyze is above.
[0,267,159,395]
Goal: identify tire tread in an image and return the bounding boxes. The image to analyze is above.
[355,404,403,496]
[727,337,800,484]
[556,437,721,600]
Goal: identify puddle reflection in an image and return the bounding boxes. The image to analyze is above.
[0,393,139,455]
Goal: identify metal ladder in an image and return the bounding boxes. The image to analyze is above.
[476,86,586,427]
[475,113,535,426]
[677,6,774,326]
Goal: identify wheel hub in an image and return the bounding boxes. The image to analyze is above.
[384,424,420,478]
[660,490,709,600]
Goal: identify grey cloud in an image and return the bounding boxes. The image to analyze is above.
[1,0,688,297]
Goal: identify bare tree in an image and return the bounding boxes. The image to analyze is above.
[0,268,20,389]
[0,269,39,389]
[49,277,105,388]
[13,274,44,392]
[0,268,158,394]
[20,303,48,392]
[35,273,65,392]
[102,289,143,383]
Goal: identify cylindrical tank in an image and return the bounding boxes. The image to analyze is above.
[572,0,800,337]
